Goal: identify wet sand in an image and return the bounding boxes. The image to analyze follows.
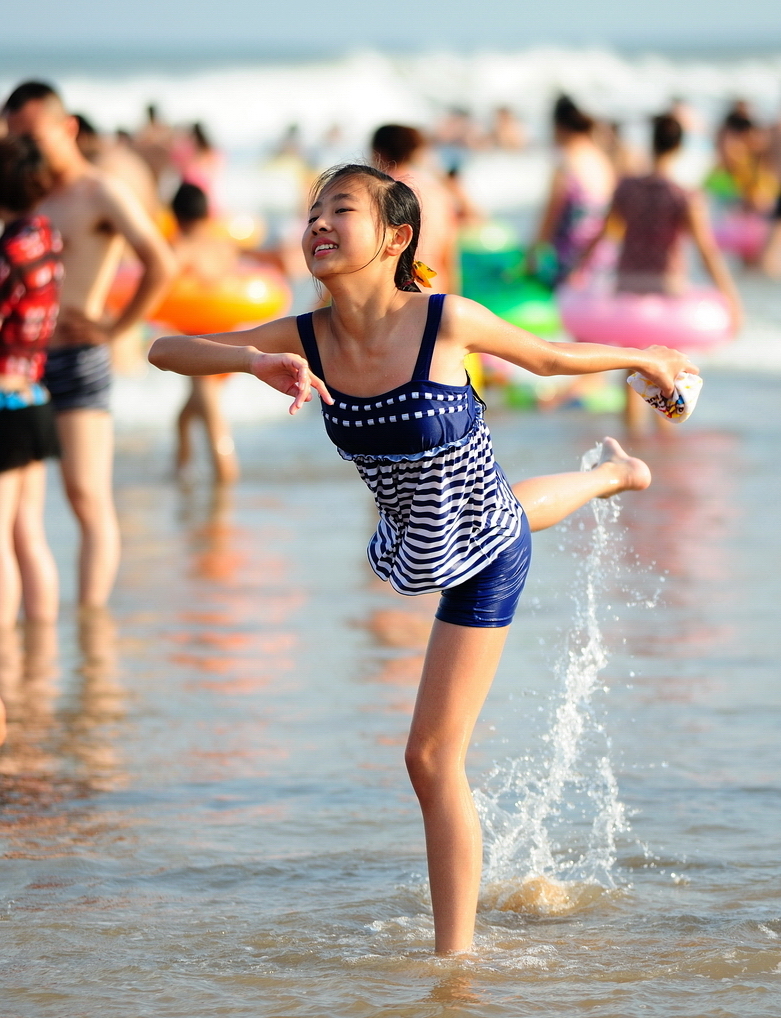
[1,369,780,1017]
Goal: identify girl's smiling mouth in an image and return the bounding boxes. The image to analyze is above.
[313,242,338,257]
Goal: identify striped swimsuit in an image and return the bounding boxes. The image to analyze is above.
[297,293,531,628]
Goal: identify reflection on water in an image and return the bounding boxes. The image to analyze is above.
[1,373,780,1016]
[0,621,59,781]
[61,609,126,792]
[0,611,126,864]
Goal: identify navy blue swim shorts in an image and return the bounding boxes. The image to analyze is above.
[435,511,532,629]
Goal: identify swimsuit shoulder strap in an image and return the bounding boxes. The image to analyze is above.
[296,312,326,383]
[411,293,446,381]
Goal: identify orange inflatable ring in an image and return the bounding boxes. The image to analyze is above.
[107,261,292,335]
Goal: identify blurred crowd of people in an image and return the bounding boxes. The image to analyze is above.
[2,70,781,704]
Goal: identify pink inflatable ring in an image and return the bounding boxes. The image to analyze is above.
[713,211,770,263]
[558,284,733,353]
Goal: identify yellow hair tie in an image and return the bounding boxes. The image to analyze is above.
[412,261,437,288]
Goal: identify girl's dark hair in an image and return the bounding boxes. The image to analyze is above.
[553,94,594,135]
[652,114,683,156]
[309,163,422,292]
[0,135,53,213]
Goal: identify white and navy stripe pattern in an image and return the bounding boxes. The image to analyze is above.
[351,407,523,595]
[296,295,524,595]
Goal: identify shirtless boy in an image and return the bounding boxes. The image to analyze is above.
[3,82,176,608]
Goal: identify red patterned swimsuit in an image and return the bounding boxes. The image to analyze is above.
[0,214,63,381]
[0,214,63,472]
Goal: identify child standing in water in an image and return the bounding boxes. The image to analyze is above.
[150,164,696,954]
[0,136,63,747]
[0,136,62,629]
[170,182,240,483]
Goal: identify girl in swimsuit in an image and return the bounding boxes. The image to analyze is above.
[149,164,697,954]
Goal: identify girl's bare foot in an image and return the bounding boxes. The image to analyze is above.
[592,436,652,497]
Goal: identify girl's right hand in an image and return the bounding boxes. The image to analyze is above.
[640,345,700,398]
[248,350,333,415]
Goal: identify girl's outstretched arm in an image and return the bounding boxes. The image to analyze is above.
[445,296,698,398]
[148,317,333,415]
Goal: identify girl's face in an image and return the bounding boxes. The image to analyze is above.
[303,178,388,281]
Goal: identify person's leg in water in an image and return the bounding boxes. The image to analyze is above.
[407,620,510,953]
[0,467,24,628]
[407,435,652,953]
[13,460,58,622]
[175,378,199,474]
[176,376,239,484]
[56,409,120,607]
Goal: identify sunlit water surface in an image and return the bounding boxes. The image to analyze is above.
[1,366,780,1017]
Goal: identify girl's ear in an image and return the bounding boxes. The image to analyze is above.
[386,223,413,256]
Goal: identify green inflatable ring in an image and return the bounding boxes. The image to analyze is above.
[459,224,560,336]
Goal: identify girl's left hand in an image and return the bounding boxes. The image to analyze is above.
[249,350,333,415]
[641,346,700,398]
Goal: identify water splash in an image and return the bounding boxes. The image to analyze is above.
[477,442,629,912]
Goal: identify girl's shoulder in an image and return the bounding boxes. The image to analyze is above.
[438,292,498,341]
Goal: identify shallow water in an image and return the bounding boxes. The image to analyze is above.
[1,369,780,1017]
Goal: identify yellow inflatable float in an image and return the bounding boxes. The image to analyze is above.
[108,261,292,335]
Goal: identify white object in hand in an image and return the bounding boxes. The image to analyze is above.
[626,371,703,423]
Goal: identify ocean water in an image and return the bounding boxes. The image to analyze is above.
[1,367,780,1017]
[2,43,781,1016]
[3,46,781,215]
[6,47,781,147]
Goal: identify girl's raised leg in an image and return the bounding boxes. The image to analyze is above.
[514,436,651,533]
[406,619,509,953]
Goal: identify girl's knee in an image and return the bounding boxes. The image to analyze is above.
[405,737,460,799]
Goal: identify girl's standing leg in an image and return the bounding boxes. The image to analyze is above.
[13,460,58,623]
[514,436,651,533]
[406,620,509,953]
